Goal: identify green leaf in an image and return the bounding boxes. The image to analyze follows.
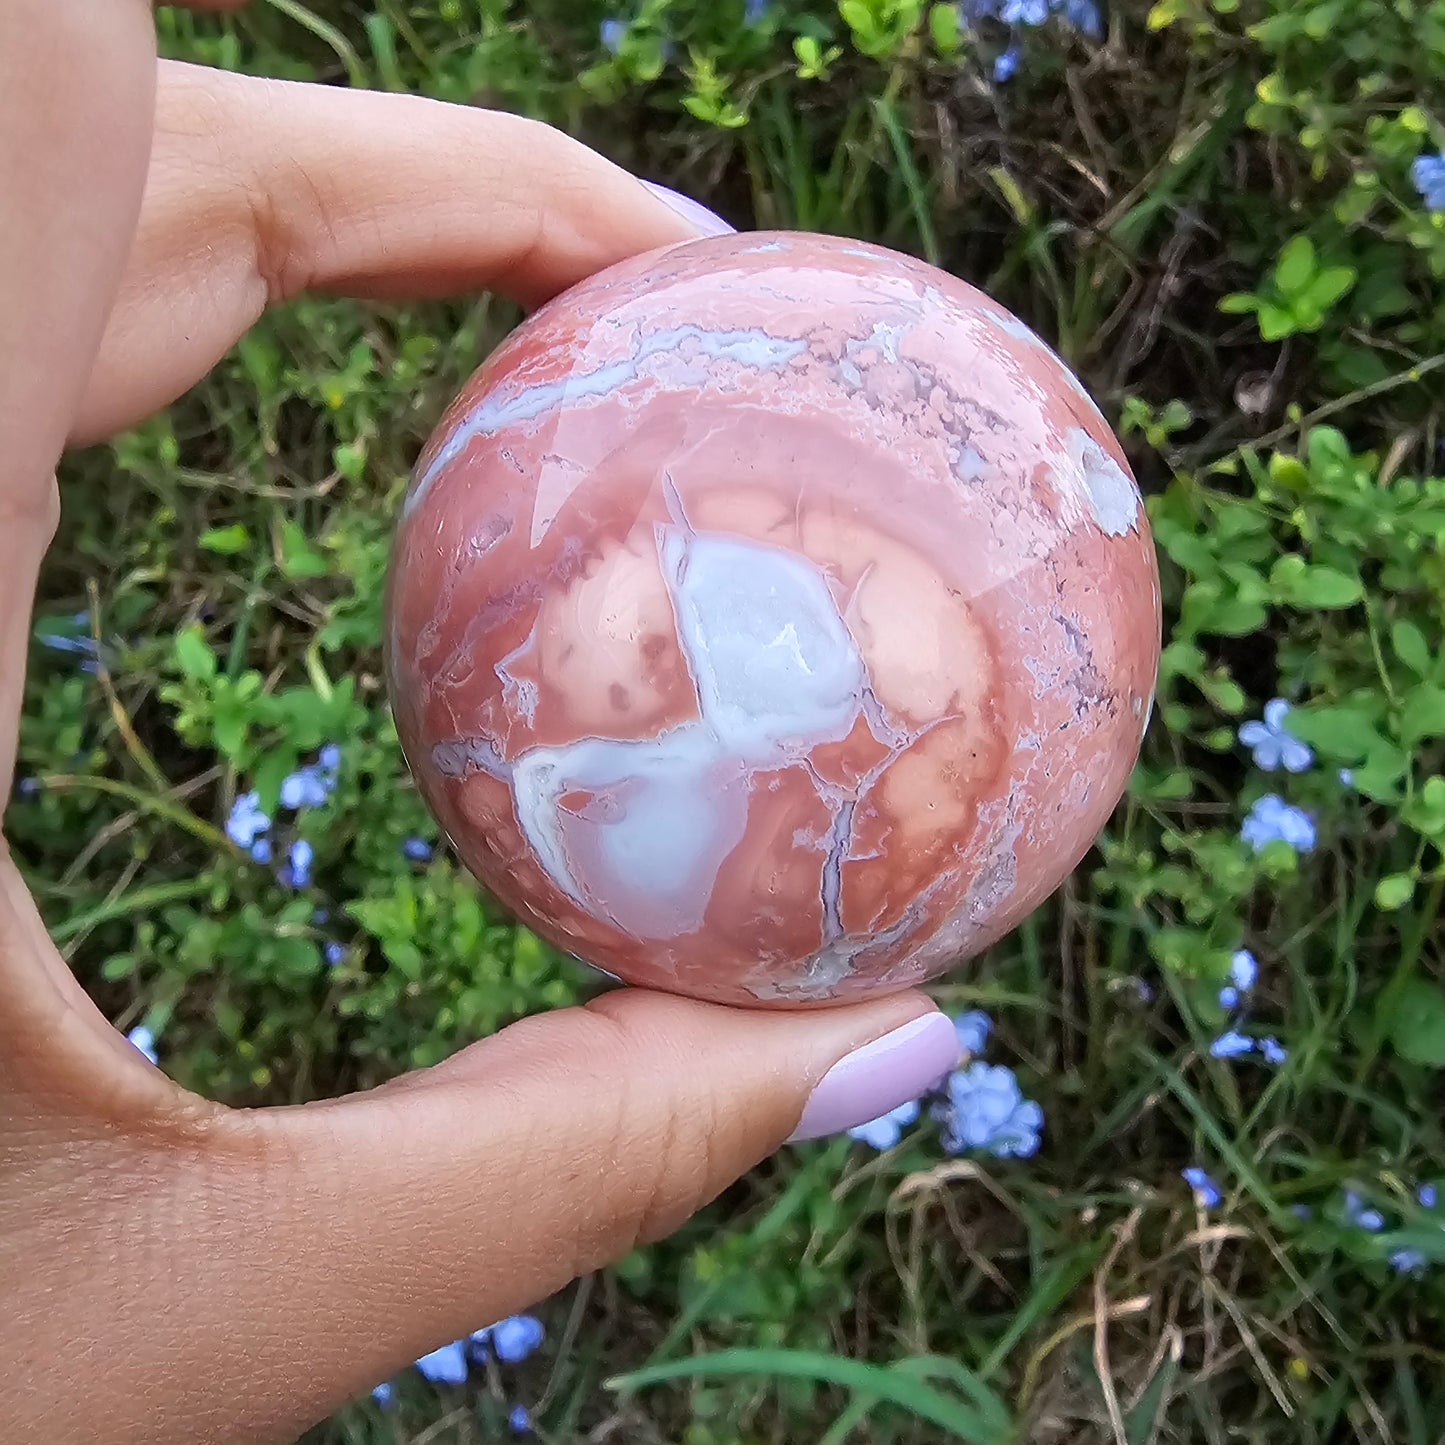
[1256,303,1296,341]
[928,1,961,52]
[1392,620,1434,679]
[1299,264,1356,311]
[609,1348,1013,1443]
[1385,979,1445,1068]
[1274,234,1316,295]
[1374,873,1416,911]
[1285,702,1386,759]
[1271,558,1363,609]
[174,625,218,682]
[1401,687,1445,748]
[279,519,329,579]
[198,524,251,555]
[1218,291,1259,315]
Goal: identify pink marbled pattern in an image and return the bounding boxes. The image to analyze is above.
[385,232,1161,1007]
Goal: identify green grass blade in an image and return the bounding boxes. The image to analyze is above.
[608,1347,1017,1442]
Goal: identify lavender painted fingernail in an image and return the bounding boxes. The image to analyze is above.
[640,180,735,237]
[786,1012,962,1144]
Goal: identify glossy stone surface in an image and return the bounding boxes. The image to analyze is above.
[385,232,1160,1007]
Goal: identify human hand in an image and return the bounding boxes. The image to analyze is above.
[0,5,961,1442]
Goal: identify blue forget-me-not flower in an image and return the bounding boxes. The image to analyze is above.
[371,1381,393,1407]
[937,1062,1043,1157]
[1218,948,1257,1010]
[415,1340,469,1385]
[1390,1247,1428,1276]
[1240,794,1316,853]
[600,17,626,52]
[402,836,433,863]
[280,745,341,810]
[280,838,314,890]
[486,1315,545,1364]
[1413,152,1445,211]
[1182,1166,1221,1208]
[324,941,345,967]
[1419,1183,1438,1209]
[226,791,271,849]
[1210,1030,1255,1059]
[1343,1188,1385,1232]
[992,44,1022,82]
[1238,698,1314,773]
[953,1009,992,1055]
[508,1404,533,1434]
[846,1099,920,1150]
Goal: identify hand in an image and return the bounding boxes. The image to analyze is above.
[0,5,961,1442]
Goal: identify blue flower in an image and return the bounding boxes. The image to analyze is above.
[1343,1189,1385,1232]
[1412,152,1445,211]
[1238,698,1314,773]
[1059,0,1102,36]
[1210,1030,1255,1059]
[600,18,626,52]
[127,1024,158,1065]
[15,775,40,797]
[992,42,1022,82]
[319,743,341,773]
[1001,0,1049,21]
[1219,948,1257,1010]
[312,907,330,925]
[1338,768,1354,787]
[937,1062,1043,1157]
[324,941,345,966]
[1182,1167,1220,1208]
[250,838,272,864]
[1229,949,1258,992]
[280,766,330,810]
[508,1404,533,1434]
[1418,1183,1438,1209]
[488,1315,545,1364]
[1258,1036,1287,1065]
[846,1099,920,1150]
[953,1009,992,1055]
[371,1381,394,1407]
[744,0,770,20]
[1240,794,1316,853]
[226,791,271,848]
[280,838,314,890]
[1390,1247,1428,1276]
[415,1339,469,1385]
[403,836,433,862]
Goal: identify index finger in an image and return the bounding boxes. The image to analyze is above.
[72,61,733,445]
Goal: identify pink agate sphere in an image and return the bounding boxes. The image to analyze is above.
[384,232,1160,1007]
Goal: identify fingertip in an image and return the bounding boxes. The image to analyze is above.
[784,1008,960,1143]
[637,180,737,238]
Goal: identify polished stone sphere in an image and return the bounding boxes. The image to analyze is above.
[385,232,1160,1007]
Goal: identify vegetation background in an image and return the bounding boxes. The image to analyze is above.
[18,0,1445,1439]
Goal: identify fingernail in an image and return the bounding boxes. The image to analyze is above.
[786,1012,962,1144]
[640,180,736,237]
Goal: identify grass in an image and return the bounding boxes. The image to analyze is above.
[14,0,1445,1440]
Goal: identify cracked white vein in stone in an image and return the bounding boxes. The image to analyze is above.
[660,529,865,757]
[408,326,808,516]
[503,529,872,939]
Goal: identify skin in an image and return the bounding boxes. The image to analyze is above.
[0,5,946,1441]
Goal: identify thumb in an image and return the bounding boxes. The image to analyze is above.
[127,991,957,1443]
